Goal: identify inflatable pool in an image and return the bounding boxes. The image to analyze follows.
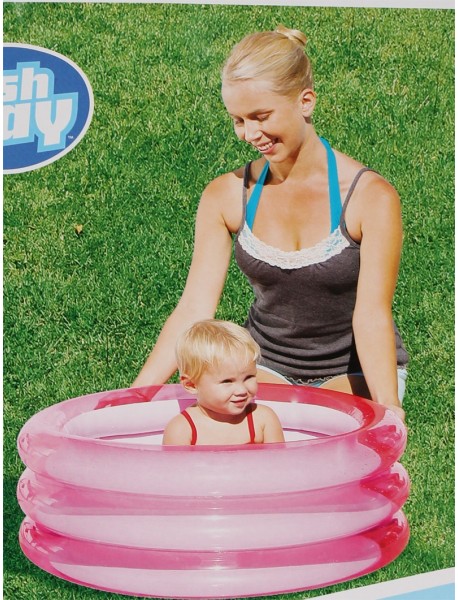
[17,383,409,598]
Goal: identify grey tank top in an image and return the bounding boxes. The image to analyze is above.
[234,161,409,379]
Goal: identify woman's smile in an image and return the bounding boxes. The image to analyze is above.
[222,79,308,163]
[255,139,278,154]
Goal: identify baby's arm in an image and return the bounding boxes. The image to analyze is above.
[162,414,193,446]
[260,405,285,443]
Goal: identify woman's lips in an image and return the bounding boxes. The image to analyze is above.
[255,139,277,154]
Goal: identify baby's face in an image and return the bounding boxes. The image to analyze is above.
[195,357,258,417]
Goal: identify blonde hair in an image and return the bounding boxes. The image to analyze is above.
[175,320,261,382]
[222,25,313,97]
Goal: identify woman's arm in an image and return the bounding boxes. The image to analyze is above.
[351,175,405,419]
[132,177,235,387]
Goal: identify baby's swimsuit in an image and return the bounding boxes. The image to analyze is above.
[181,404,257,445]
[234,137,409,382]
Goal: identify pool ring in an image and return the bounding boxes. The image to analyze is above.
[17,383,409,598]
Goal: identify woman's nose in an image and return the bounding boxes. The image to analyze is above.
[243,121,261,143]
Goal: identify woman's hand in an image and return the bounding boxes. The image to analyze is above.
[386,403,406,423]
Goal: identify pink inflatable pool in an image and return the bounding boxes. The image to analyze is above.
[17,383,409,598]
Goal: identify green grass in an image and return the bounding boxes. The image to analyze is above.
[3,4,454,599]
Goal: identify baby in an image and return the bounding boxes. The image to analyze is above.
[162,319,285,445]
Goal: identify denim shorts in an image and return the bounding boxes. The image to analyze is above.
[282,367,408,404]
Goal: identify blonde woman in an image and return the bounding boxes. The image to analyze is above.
[134,26,408,421]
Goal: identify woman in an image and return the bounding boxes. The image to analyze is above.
[133,26,408,420]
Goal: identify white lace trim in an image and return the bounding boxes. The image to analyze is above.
[238,223,350,269]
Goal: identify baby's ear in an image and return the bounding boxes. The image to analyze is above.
[180,374,198,394]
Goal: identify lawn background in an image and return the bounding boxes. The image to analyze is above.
[3,3,454,599]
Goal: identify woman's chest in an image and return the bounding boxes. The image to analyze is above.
[235,226,360,292]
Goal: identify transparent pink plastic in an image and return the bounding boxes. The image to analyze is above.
[17,383,409,598]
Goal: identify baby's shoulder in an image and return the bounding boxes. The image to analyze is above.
[252,403,281,423]
[162,410,195,444]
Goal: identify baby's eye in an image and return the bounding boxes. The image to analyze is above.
[257,114,269,122]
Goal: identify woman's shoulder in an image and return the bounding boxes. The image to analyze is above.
[202,158,266,197]
[334,150,401,240]
[198,162,261,233]
[334,149,399,201]
[202,165,244,196]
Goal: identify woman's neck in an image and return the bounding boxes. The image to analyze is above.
[267,129,325,184]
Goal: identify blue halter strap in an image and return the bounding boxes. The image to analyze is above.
[245,137,342,233]
[319,137,342,233]
[246,161,269,231]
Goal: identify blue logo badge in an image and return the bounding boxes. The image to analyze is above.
[3,44,94,174]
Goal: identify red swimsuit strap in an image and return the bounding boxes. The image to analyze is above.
[181,409,197,445]
[181,405,256,445]
[247,404,256,444]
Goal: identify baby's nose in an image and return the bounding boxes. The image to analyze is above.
[234,383,248,396]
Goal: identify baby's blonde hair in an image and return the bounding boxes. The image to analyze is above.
[222,25,313,97]
[175,319,260,383]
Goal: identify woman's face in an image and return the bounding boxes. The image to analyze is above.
[221,78,313,164]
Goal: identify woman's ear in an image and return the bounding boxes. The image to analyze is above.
[299,88,316,119]
[180,374,198,395]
